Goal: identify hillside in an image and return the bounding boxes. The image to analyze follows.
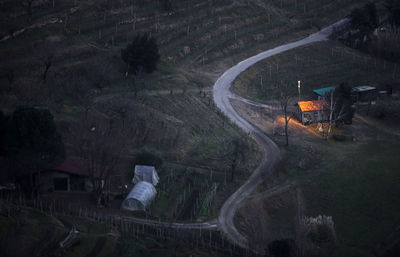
[0,0,393,256]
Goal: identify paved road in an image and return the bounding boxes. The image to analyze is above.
[213,19,348,248]
[116,216,218,230]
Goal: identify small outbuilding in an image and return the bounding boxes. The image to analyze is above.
[351,86,377,103]
[297,100,329,125]
[121,181,157,211]
[132,165,159,186]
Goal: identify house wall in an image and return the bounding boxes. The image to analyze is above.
[36,172,70,192]
[36,171,96,192]
[301,110,329,124]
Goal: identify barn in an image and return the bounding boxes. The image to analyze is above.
[36,157,102,192]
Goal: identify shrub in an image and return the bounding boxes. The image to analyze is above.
[132,150,163,169]
[121,33,160,75]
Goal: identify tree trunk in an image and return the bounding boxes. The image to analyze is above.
[326,92,334,140]
[284,106,289,146]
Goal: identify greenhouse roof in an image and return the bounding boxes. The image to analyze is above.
[121,181,157,211]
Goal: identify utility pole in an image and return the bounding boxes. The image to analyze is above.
[298,80,301,101]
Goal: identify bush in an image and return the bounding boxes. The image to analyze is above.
[121,33,160,75]
[132,150,163,169]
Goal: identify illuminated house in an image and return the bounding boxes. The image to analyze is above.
[297,100,329,125]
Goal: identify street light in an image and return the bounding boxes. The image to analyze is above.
[298,80,301,101]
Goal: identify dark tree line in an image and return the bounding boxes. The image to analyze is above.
[0,107,64,192]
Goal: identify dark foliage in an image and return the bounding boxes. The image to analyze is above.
[121,33,160,75]
[333,82,354,124]
[132,150,163,169]
[162,0,173,11]
[267,239,294,257]
[3,106,64,178]
[385,0,400,29]
[349,2,378,36]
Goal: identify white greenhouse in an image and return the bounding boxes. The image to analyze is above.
[121,181,157,211]
[132,165,159,186]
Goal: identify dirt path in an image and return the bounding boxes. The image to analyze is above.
[213,18,349,249]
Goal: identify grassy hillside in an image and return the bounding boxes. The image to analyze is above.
[229,31,400,257]
[0,0,393,255]
[0,204,235,257]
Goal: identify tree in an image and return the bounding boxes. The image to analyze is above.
[325,83,354,139]
[349,2,378,43]
[132,150,163,169]
[73,116,128,206]
[4,106,64,192]
[21,0,37,22]
[278,82,294,146]
[161,0,173,11]
[220,136,247,182]
[121,33,160,75]
[385,0,400,31]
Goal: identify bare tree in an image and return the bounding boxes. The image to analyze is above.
[131,67,146,98]
[278,82,294,146]
[72,115,129,205]
[21,0,36,22]
[219,136,247,182]
[0,67,15,92]
[38,43,56,84]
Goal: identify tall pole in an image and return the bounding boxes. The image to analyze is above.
[298,80,301,101]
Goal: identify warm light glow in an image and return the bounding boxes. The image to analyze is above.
[298,80,301,88]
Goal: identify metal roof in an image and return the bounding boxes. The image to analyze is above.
[313,86,336,96]
[298,100,328,112]
[121,181,157,211]
[352,86,376,92]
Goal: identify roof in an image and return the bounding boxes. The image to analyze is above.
[46,157,102,178]
[121,181,157,211]
[133,165,159,186]
[54,157,89,177]
[298,100,328,112]
[313,86,336,96]
[352,86,376,92]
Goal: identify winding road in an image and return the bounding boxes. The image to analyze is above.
[213,18,349,248]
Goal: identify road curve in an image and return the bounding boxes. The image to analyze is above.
[213,19,348,248]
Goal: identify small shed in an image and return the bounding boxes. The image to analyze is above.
[313,86,336,100]
[297,100,329,125]
[132,165,159,186]
[351,86,377,103]
[121,181,157,211]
